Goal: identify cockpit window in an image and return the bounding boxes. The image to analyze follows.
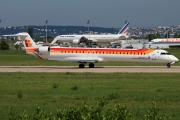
[161,52,171,55]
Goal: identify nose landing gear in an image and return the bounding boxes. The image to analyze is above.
[167,63,171,68]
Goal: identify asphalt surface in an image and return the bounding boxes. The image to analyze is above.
[0,66,180,73]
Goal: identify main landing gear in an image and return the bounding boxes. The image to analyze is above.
[79,63,85,68]
[79,63,95,68]
[167,63,171,68]
[89,63,94,68]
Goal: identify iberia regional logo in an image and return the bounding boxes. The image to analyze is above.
[25,40,32,47]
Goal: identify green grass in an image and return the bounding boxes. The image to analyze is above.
[0,48,180,66]
[0,49,180,118]
[0,72,180,119]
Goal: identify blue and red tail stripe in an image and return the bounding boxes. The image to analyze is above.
[118,22,129,34]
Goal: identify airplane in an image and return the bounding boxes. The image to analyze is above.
[50,22,129,45]
[149,38,180,44]
[4,32,179,68]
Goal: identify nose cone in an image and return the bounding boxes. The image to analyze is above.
[175,57,179,62]
[172,56,179,62]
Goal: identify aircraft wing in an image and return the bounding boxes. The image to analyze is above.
[79,37,98,43]
[119,35,128,39]
[63,57,103,63]
[3,34,17,37]
[88,38,98,42]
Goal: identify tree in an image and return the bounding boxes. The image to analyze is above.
[156,32,161,38]
[0,40,9,50]
[164,32,170,38]
[28,27,34,39]
[174,33,179,38]
[147,34,156,41]
[47,36,54,43]
[14,44,19,50]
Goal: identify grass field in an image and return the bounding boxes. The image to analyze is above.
[0,49,180,119]
[0,72,180,119]
[0,48,180,66]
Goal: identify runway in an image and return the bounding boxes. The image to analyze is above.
[0,66,180,73]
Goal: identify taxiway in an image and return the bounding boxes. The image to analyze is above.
[0,66,179,73]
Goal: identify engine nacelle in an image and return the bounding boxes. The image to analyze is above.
[37,46,50,54]
[72,39,80,44]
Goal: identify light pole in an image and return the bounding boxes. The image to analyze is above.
[45,19,48,45]
[87,20,90,45]
[0,19,2,36]
[87,20,90,37]
[166,28,169,39]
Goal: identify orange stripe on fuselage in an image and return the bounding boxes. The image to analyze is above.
[50,48,155,55]
[26,48,37,53]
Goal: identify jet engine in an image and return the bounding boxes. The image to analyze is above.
[72,39,80,44]
[36,46,50,54]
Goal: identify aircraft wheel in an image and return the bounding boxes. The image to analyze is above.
[89,63,94,68]
[79,63,85,68]
[167,63,171,68]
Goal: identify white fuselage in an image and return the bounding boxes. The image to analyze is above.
[27,47,179,64]
[53,34,126,43]
[149,38,180,44]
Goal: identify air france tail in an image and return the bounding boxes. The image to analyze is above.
[118,21,129,34]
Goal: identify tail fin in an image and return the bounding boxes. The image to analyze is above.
[118,21,129,34]
[16,32,38,48]
[4,32,38,48]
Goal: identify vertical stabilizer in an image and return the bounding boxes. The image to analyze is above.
[118,21,129,34]
[15,32,38,48]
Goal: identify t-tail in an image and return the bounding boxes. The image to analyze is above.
[15,32,38,49]
[118,21,129,35]
[3,32,39,57]
[4,32,38,49]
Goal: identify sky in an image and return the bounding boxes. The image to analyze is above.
[0,0,180,28]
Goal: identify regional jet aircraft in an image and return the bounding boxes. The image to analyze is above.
[50,22,129,45]
[4,32,179,68]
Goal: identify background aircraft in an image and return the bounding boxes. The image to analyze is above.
[149,38,180,44]
[50,22,129,45]
[4,32,179,68]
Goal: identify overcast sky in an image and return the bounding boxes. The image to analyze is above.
[0,0,180,28]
